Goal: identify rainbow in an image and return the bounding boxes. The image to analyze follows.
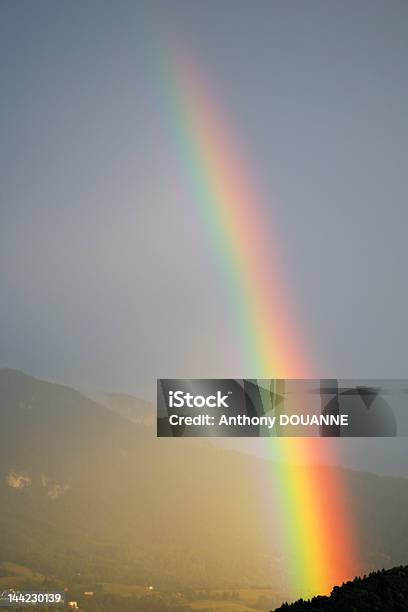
[151,34,359,599]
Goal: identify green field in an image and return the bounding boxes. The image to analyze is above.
[187,588,275,611]
[98,582,151,597]
[189,600,258,611]
[0,562,45,588]
[99,582,275,610]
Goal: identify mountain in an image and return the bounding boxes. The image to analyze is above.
[274,566,408,611]
[0,369,408,609]
[0,369,274,591]
[89,390,155,427]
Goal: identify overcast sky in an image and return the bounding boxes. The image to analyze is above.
[1,1,407,399]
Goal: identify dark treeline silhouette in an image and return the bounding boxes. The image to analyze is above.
[274,566,408,611]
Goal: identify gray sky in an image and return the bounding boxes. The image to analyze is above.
[1,0,407,399]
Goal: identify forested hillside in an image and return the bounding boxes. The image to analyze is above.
[274,566,408,611]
